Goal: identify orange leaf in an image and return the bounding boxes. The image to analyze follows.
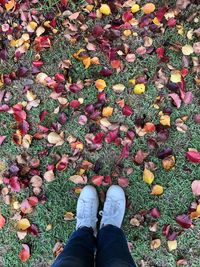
[111,60,121,69]
[151,185,164,195]
[0,214,6,229]
[162,155,175,170]
[5,0,15,11]
[144,122,155,133]
[95,79,106,91]
[102,106,113,117]
[150,239,161,249]
[142,3,155,14]
[82,57,91,69]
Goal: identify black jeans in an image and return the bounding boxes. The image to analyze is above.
[52,225,137,267]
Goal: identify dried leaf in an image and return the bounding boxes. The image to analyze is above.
[69,175,87,184]
[44,170,55,182]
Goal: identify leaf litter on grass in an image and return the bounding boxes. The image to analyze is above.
[0,0,200,266]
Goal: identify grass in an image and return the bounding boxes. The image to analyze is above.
[0,0,200,266]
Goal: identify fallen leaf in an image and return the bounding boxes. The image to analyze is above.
[168,93,182,108]
[44,170,55,182]
[118,177,129,187]
[182,45,194,56]
[17,218,31,230]
[162,155,175,170]
[176,214,192,229]
[176,259,188,266]
[64,212,75,221]
[99,4,111,15]
[0,214,6,229]
[150,239,161,249]
[143,168,154,184]
[150,207,161,218]
[176,0,190,10]
[131,4,140,13]
[133,149,149,165]
[151,185,164,195]
[19,244,30,262]
[142,3,155,14]
[133,84,145,94]
[112,84,125,93]
[0,136,6,146]
[102,107,113,117]
[186,150,200,163]
[47,132,64,146]
[170,70,181,83]
[5,0,15,11]
[95,79,106,91]
[193,42,200,54]
[92,175,104,186]
[69,175,87,184]
[191,180,200,196]
[168,240,177,251]
[160,115,170,126]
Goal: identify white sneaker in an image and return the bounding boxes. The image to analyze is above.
[100,185,126,229]
[76,185,99,233]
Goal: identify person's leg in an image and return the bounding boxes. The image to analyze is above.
[96,185,137,267]
[51,185,99,267]
[96,225,137,267]
[52,227,96,267]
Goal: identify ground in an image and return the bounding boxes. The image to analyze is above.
[0,0,200,266]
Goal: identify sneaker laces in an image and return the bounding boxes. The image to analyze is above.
[76,199,97,227]
[99,198,121,224]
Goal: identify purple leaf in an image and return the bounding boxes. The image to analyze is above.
[176,214,192,229]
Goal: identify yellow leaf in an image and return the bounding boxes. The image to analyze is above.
[17,218,31,230]
[196,204,200,215]
[153,17,160,25]
[26,90,37,102]
[95,79,106,91]
[162,155,175,170]
[142,3,155,14]
[5,0,15,11]
[170,70,181,83]
[160,115,170,126]
[133,84,145,94]
[151,185,164,195]
[27,21,38,32]
[99,4,111,15]
[123,30,132,36]
[143,168,154,184]
[82,57,91,69]
[167,240,177,251]
[102,106,113,117]
[182,44,194,56]
[150,239,161,249]
[131,4,140,13]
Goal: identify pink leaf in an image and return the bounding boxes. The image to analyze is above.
[9,176,21,192]
[183,92,193,105]
[186,150,200,163]
[0,136,6,145]
[191,180,200,196]
[78,115,87,125]
[168,93,181,108]
[0,214,6,229]
[176,214,192,229]
[150,208,161,218]
[118,177,129,187]
[120,144,130,158]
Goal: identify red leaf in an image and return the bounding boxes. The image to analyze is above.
[162,224,170,237]
[156,7,168,22]
[102,175,112,186]
[55,73,65,82]
[105,129,118,143]
[56,155,68,171]
[150,207,161,218]
[122,105,133,116]
[93,132,104,144]
[19,244,30,262]
[27,224,39,236]
[122,11,133,22]
[69,83,81,93]
[34,36,51,52]
[0,214,6,229]
[186,150,200,163]
[176,214,192,229]
[32,61,43,67]
[118,177,129,187]
[156,47,165,58]
[39,110,48,122]
[120,144,129,159]
[168,93,182,108]
[9,176,21,192]
[92,175,104,186]
[0,136,6,145]
[28,196,39,206]
[179,77,186,100]
[70,100,80,108]
[180,68,188,77]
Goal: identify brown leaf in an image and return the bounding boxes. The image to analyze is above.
[69,175,87,184]
[162,156,175,170]
[133,149,149,165]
